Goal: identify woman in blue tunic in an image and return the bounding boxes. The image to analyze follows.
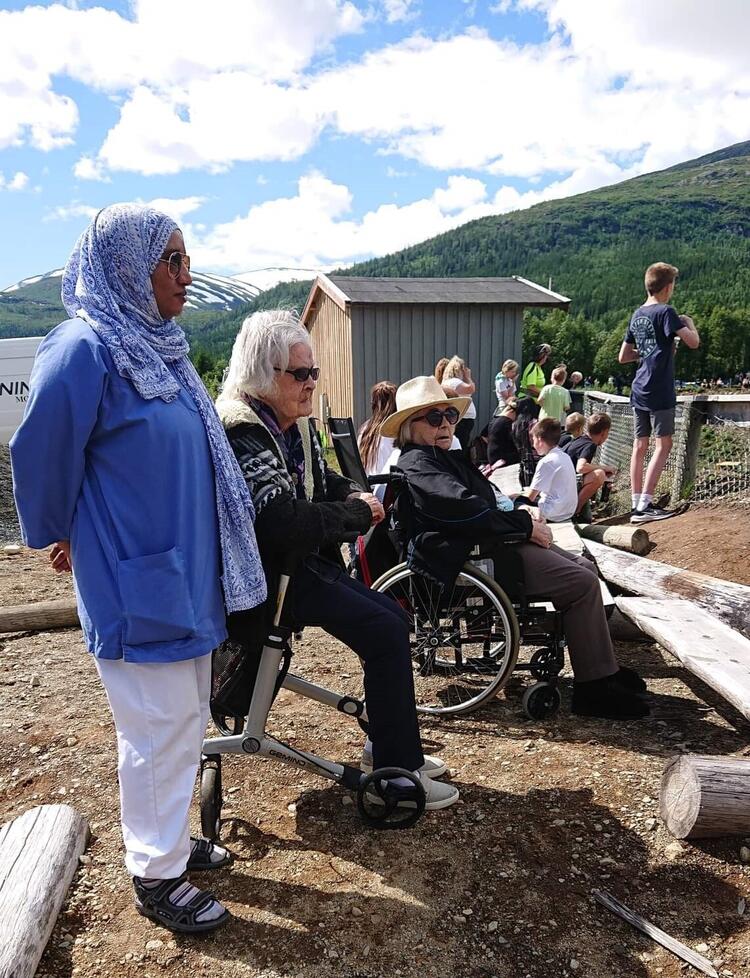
[10,204,266,934]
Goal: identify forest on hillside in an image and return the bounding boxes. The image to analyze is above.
[189,145,750,389]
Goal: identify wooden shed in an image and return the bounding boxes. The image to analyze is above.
[301,274,570,428]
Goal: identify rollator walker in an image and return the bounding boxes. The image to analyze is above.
[200,559,427,841]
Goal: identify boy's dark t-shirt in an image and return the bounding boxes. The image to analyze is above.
[624,302,682,411]
[564,435,597,469]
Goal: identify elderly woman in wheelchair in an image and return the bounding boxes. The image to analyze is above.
[213,310,459,813]
[374,376,649,722]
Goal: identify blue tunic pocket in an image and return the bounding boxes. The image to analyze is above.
[118,546,197,646]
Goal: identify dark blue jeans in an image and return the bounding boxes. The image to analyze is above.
[292,559,424,772]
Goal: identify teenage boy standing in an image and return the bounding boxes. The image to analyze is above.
[618,263,700,524]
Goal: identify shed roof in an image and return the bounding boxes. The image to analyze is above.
[302,273,569,322]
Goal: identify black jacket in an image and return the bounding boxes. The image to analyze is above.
[396,444,532,589]
[487,415,520,466]
[217,397,372,639]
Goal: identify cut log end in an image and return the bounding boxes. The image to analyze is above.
[660,754,750,840]
[660,756,702,839]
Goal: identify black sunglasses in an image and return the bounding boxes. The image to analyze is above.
[412,406,460,427]
[274,366,321,383]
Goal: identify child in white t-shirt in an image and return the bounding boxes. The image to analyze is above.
[517,417,577,522]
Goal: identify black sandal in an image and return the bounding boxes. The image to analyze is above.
[187,836,233,871]
[133,876,230,933]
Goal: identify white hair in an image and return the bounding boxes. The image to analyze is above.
[218,308,311,402]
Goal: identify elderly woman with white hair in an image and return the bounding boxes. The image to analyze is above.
[215,310,459,811]
[383,375,650,721]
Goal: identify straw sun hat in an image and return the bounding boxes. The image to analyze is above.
[380,376,471,438]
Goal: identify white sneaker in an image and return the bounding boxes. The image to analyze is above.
[366,774,460,811]
[360,748,448,779]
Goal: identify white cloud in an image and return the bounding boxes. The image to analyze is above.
[73,155,110,182]
[1,0,749,219]
[186,171,489,275]
[0,0,362,155]
[45,195,206,224]
[382,0,420,23]
[44,202,100,222]
[0,171,31,191]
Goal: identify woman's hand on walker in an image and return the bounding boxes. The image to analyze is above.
[353,492,385,525]
[50,540,72,572]
[529,520,553,549]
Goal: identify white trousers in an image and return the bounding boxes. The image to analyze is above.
[95,653,211,879]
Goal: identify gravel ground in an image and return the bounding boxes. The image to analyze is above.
[1,549,750,978]
[0,446,21,545]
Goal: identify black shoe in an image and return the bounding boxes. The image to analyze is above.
[571,675,650,720]
[613,665,648,694]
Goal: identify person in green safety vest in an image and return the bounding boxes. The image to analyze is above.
[519,343,552,398]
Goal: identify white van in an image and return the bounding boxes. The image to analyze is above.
[0,337,43,445]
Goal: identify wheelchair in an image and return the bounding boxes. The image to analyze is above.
[329,417,567,722]
[200,565,427,842]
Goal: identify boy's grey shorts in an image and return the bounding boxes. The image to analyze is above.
[633,407,675,438]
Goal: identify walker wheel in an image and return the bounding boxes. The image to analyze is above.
[522,682,561,720]
[200,755,223,841]
[357,768,425,830]
[211,706,244,736]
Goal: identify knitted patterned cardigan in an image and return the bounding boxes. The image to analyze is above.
[216,397,372,637]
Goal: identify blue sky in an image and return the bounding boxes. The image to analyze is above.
[0,0,748,290]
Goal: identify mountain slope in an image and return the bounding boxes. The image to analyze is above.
[0,268,259,339]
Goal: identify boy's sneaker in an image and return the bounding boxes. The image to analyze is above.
[361,747,447,779]
[630,504,678,524]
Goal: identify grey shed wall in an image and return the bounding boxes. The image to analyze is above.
[349,303,523,429]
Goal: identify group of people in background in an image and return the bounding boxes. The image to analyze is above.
[360,261,705,528]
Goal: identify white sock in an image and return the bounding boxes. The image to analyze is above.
[139,878,225,922]
[637,493,652,511]
[631,493,641,510]
[363,737,373,754]
[191,838,228,865]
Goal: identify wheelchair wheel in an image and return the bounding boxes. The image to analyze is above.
[200,756,223,841]
[372,562,520,715]
[529,647,563,682]
[522,682,561,720]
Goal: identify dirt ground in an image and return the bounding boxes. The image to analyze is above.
[644,506,750,586]
[2,545,750,978]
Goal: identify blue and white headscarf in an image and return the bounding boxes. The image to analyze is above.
[62,203,266,613]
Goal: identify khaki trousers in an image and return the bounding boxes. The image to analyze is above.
[501,542,618,682]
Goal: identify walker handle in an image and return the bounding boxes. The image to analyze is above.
[273,574,292,628]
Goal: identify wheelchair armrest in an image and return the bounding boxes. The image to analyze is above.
[498,533,528,545]
[368,470,406,488]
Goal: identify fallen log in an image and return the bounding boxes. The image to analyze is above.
[616,596,750,722]
[549,520,584,556]
[661,755,750,840]
[0,599,79,634]
[577,523,651,556]
[0,805,90,978]
[584,539,750,639]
